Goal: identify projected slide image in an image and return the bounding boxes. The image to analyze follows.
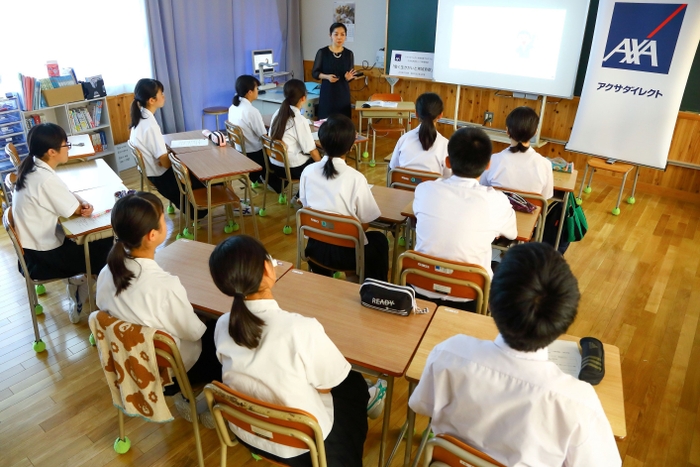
[449,6,566,80]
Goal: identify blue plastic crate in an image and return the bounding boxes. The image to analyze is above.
[0,122,22,136]
[0,113,20,125]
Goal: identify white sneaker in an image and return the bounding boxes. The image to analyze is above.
[173,392,209,423]
[199,409,216,430]
[66,275,86,324]
[367,378,387,419]
[233,203,260,216]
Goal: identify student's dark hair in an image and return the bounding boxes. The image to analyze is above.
[130,78,164,129]
[506,106,539,153]
[318,114,356,179]
[416,93,443,151]
[270,79,307,141]
[447,127,492,178]
[107,192,164,295]
[490,243,580,352]
[16,123,67,191]
[209,235,270,349]
[330,22,347,34]
[233,75,261,106]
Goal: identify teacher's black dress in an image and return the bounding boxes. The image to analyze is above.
[312,47,354,119]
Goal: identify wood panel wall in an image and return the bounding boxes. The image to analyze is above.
[303,60,700,195]
[106,93,134,145]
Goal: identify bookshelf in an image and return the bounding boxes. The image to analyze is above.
[21,96,117,172]
[0,96,28,173]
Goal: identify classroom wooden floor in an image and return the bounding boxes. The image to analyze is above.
[1,136,699,467]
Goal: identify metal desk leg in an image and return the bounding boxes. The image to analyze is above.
[207,183,213,244]
[411,421,432,467]
[392,223,401,282]
[379,375,395,467]
[83,239,94,313]
[404,381,417,466]
[245,174,259,239]
[554,192,568,251]
[629,166,640,203]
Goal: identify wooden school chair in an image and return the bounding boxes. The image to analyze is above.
[204,381,328,467]
[366,93,406,167]
[225,120,261,193]
[169,153,243,242]
[89,313,204,467]
[127,141,176,214]
[3,143,20,208]
[261,134,299,234]
[576,157,640,215]
[2,207,70,352]
[296,207,366,282]
[395,250,491,315]
[423,434,505,467]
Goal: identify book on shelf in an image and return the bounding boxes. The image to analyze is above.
[90,101,103,126]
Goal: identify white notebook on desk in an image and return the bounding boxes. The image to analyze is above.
[170,139,209,148]
[547,340,582,378]
[365,101,399,108]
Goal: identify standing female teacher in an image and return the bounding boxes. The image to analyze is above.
[312,23,359,119]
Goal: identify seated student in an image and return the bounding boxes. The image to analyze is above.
[210,235,372,467]
[96,192,219,422]
[413,127,516,311]
[12,123,112,323]
[389,92,451,178]
[409,243,621,466]
[480,106,554,199]
[300,115,389,281]
[128,78,206,218]
[268,79,321,194]
[228,75,268,186]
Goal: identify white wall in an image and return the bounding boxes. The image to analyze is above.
[301,0,387,67]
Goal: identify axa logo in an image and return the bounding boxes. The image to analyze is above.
[602,3,687,74]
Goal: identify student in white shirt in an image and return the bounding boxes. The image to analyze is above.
[480,106,554,199]
[413,127,516,312]
[12,123,112,323]
[268,79,321,191]
[96,192,218,420]
[389,92,451,178]
[228,75,269,188]
[210,235,369,466]
[300,115,389,281]
[129,78,206,218]
[409,243,621,467]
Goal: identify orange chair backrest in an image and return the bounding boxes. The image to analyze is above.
[5,143,20,168]
[431,434,505,467]
[297,208,362,249]
[369,93,402,102]
[3,207,24,255]
[388,168,441,191]
[209,381,319,450]
[398,251,490,310]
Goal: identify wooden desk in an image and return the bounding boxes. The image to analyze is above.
[400,307,626,465]
[154,239,293,315]
[371,185,415,273]
[551,169,578,250]
[57,159,125,312]
[400,201,540,243]
[354,101,416,165]
[67,134,96,159]
[166,131,262,242]
[274,269,437,467]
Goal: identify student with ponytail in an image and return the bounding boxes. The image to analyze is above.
[480,106,553,199]
[12,123,112,323]
[210,235,370,466]
[299,115,389,281]
[96,192,220,421]
[267,79,321,192]
[128,78,207,217]
[228,75,268,185]
[390,93,451,177]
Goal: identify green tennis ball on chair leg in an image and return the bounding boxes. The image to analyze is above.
[114,437,131,454]
[362,151,369,159]
[627,196,636,204]
[583,186,592,194]
[283,225,292,235]
[34,304,44,315]
[167,204,175,214]
[35,284,46,295]
[258,208,267,217]
[33,340,46,353]
[612,207,621,216]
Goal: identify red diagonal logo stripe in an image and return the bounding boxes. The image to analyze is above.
[647,4,687,39]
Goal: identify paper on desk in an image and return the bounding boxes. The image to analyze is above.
[170,139,209,148]
[365,101,398,108]
[61,215,111,235]
[312,132,319,141]
[547,340,581,378]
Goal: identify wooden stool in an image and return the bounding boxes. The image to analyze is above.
[576,158,640,215]
[201,106,228,131]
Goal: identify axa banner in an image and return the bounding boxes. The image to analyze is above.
[567,1,700,169]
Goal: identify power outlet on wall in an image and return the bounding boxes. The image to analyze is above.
[484,111,494,125]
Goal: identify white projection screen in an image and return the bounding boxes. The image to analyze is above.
[433,0,591,98]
